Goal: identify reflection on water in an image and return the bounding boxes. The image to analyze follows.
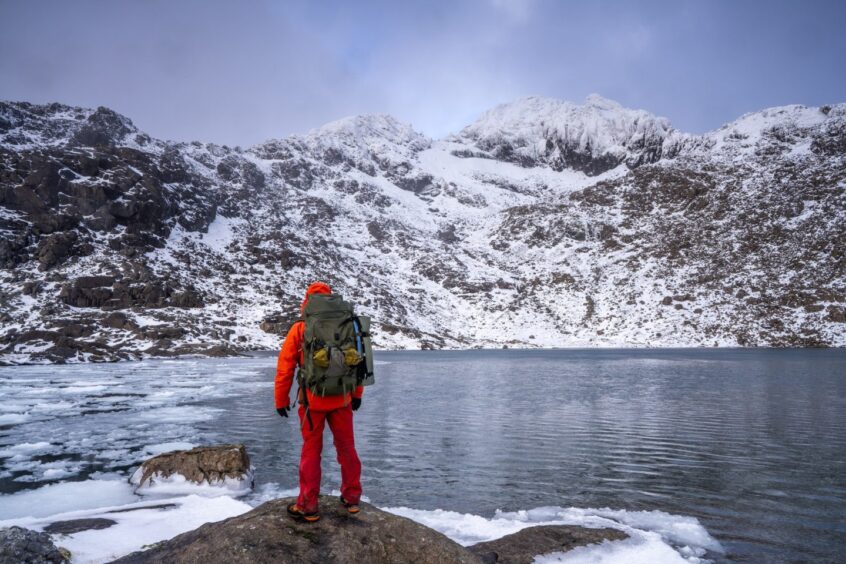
[203,349,846,563]
[1,349,844,561]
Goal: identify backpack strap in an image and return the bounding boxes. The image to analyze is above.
[290,317,313,431]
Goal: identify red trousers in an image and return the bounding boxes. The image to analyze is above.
[297,404,362,513]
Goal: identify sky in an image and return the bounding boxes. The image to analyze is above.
[1,0,844,146]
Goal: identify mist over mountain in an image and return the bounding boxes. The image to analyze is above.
[1,95,844,363]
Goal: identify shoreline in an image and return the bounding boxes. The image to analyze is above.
[2,344,843,367]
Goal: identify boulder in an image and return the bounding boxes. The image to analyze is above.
[827,305,846,323]
[111,496,480,564]
[171,289,204,308]
[102,311,135,330]
[259,317,288,335]
[74,275,116,289]
[130,444,253,490]
[0,526,69,563]
[110,497,629,564]
[36,231,78,270]
[468,524,628,564]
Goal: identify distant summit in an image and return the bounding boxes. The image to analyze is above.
[454,95,688,175]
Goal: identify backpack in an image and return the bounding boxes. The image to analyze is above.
[298,293,374,399]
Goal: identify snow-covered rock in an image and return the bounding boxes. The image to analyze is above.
[130,444,254,496]
[454,95,690,174]
[0,95,844,363]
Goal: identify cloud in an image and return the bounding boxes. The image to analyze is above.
[489,0,536,24]
[1,0,844,145]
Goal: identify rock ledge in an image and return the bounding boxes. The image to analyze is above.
[111,496,628,563]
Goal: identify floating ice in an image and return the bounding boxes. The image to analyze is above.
[141,442,197,455]
[0,441,55,458]
[0,479,139,520]
[0,413,30,425]
[0,358,268,485]
[384,504,723,563]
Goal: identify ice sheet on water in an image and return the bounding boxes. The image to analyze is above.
[1,489,251,564]
[0,357,269,485]
[0,441,56,458]
[0,413,30,425]
[0,479,139,520]
[384,504,722,563]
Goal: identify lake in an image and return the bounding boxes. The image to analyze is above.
[1,349,844,562]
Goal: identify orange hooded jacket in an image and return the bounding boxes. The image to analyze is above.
[274,282,364,411]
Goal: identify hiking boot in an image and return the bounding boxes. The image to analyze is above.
[340,496,360,514]
[287,503,320,523]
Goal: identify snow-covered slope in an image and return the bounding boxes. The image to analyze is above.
[454,95,692,174]
[1,96,844,363]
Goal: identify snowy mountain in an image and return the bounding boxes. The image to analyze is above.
[0,96,844,363]
[455,95,692,174]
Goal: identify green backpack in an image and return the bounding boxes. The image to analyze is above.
[298,293,374,399]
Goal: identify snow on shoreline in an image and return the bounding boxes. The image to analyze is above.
[0,477,723,563]
[0,482,252,563]
[129,468,255,497]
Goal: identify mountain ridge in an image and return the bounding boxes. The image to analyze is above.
[1,95,844,363]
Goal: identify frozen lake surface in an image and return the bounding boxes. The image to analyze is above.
[1,349,844,562]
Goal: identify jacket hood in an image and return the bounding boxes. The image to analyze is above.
[300,281,332,313]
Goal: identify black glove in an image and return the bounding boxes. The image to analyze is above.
[277,407,289,418]
[351,398,361,411]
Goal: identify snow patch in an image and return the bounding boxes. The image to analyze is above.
[384,504,722,563]
[129,469,254,497]
[0,480,139,520]
[201,214,245,253]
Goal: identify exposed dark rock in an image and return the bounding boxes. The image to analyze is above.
[437,224,460,244]
[260,314,296,335]
[107,503,178,514]
[170,288,204,309]
[43,518,117,535]
[70,106,134,147]
[469,525,628,564]
[75,275,116,289]
[141,325,185,340]
[36,231,78,270]
[827,306,846,323]
[102,312,133,330]
[0,526,68,563]
[111,496,480,564]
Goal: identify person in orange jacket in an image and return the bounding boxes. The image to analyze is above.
[275,281,364,522]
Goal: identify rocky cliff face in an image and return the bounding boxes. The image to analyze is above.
[1,96,844,363]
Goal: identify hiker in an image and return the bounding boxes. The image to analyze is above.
[275,281,374,523]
